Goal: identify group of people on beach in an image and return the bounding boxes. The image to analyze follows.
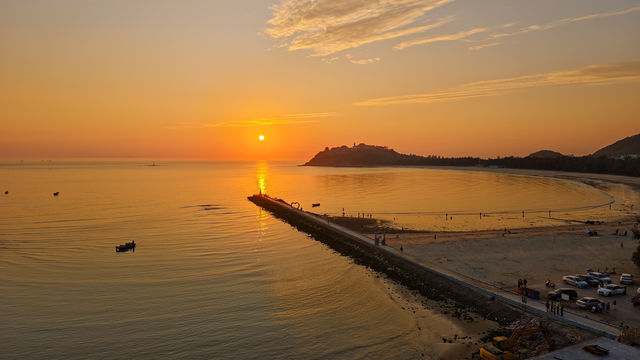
[546,300,564,316]
[517,278,527,289]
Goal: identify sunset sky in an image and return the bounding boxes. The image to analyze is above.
[1,0,639,160]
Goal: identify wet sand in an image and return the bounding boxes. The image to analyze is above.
[363,169,640,332]
[317,168,640,357]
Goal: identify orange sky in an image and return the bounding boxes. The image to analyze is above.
[1,0,639,160]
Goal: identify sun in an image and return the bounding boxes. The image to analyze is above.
[258,134,265,141]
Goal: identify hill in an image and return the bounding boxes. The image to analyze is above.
[303,144,477,167]
[304,141,640,176]
[593,134,640,158]
[304,144,412,166]
[527,150,564,158]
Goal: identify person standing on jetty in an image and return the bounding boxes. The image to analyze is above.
[518,279,522,289]
[523,279,527,288]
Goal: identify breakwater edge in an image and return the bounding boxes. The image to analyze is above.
[248,193,603,355]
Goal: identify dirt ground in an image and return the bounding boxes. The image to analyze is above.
[377,219,640,330]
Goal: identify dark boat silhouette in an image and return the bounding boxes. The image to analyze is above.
[116,241,136,253]
[53,192,59,196]
[312,203,320,207]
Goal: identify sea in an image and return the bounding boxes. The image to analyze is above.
[1,161,634,359]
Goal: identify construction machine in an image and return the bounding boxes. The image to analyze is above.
[480,321,555,360]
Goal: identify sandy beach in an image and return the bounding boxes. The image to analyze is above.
[361,169,640,331]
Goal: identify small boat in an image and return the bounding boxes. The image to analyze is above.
[53,192,59,196]
[312,203,320,207]
[116,241,136,252]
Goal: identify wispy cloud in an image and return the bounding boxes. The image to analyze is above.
[468,42,499,51]
[354,60,640,106]
[394,27,486,50]
[167,112,335,129]
[489,6,640,40]
[283,112,337,118]
[346,54,380,64]
[265,0,455,56]
[395,5,640,51]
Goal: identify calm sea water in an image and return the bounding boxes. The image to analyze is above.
[0,162,627,359]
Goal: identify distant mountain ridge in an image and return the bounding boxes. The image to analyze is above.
[304,135,640,176]
[593,134,640,158]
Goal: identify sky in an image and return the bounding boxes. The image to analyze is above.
[1,0,639,160]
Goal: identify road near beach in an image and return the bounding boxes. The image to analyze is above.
[376,169,640,331]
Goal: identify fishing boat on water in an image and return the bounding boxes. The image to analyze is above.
[116,241,136,252]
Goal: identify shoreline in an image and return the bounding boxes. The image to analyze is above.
[359,168,640,332]
[311,165,639,235]
[250,167,640,357]
[301,163,640,188]
[249,194,607,358]
[304,163,640,189]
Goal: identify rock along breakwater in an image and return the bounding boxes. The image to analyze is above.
[248,193,527,326]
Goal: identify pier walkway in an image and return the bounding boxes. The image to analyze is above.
[250,194,621,339]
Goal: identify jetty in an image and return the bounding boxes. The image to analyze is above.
[248,193,621,339]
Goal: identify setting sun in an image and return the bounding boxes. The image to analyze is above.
[259,135,265,141]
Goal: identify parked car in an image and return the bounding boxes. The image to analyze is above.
[587,271,612,284]
[548,288,578,300]
[563,275,589,288]
[578,274,603,287]
[577,297,603,312]
[597,284,627,296]
[620,273,634,285]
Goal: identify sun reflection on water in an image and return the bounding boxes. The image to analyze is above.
[256,161,268,195]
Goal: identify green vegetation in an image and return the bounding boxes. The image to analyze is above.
[483,155,640,176]
[305,143,640,176]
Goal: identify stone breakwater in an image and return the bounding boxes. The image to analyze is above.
[248,194,525,325]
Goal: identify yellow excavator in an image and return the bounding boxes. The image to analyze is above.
[480,321,555,360]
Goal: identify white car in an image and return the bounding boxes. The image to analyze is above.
[563,275,589,288]
[576,297,603,311]
[588,271,612,284]
[620,273,634,285]
[597,284,627,296]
